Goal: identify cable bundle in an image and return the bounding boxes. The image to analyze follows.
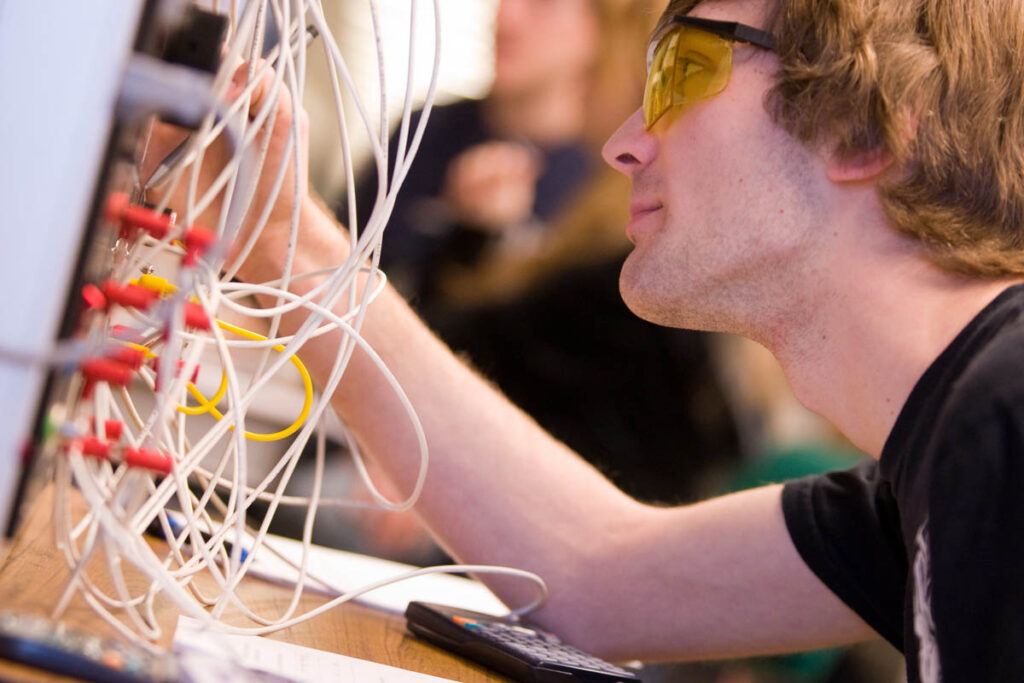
[41,0,545,650]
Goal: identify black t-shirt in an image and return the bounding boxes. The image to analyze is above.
[783,283,1024,683]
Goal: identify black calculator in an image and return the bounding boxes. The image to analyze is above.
[405,601,642,682]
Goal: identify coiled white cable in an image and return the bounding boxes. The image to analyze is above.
[50,0,547,650]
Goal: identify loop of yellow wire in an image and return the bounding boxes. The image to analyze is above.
[177,319,314,442]
[180,371,229,415]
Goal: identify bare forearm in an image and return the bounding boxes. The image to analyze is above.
[570,485,877,662]
[237,198,644,606]
[239,199,875,662]
[333,305,877,662]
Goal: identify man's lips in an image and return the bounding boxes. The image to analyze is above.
[626,200,663,241]
[629,200,662,219]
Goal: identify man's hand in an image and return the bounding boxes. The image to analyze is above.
[138,60,310,273]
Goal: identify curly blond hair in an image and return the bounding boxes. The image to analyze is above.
[660,0,1024,277]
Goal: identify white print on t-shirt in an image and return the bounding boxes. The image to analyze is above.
[913,519,942,683]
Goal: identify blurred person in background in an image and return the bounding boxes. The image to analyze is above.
[354,0,644,306]
[336,0,743,531]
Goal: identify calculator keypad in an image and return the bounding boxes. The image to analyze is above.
[459,618,636,677]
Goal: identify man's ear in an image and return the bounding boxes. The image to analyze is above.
[826,146,893,183]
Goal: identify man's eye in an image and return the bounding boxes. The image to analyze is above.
[680,51,714,71]
[682,60,705,78]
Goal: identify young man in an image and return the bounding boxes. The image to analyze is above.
[601,2,1024,681]
[147,0,1024,679]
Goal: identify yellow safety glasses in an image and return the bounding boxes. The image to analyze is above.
[643,16,776,129]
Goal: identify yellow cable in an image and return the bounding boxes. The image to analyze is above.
[180,372,228,415]
[177,319,314,442]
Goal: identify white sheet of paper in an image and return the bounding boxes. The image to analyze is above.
[237,531,508,616]
[173,616,457,683]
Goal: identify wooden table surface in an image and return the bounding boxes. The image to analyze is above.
[0,486,507,682]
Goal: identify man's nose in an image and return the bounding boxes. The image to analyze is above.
[602,108,657,177]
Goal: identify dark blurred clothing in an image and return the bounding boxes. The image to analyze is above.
[349,99,594,302]
[432,257,742,504]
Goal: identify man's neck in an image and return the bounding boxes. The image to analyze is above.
[767,242,1020,458]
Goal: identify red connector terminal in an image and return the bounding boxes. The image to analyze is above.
[123,447,173,474]
[77,436,112,460]
[183,302,212,331]
[64,429,172,475]
[81,284,107,310]
[106,345,147,370]
[183,226,216,266]
[101,280,159,311]
[88,418,125,442]
[106,192,173,240]
[80,358,135,387]
[103,420,124,442]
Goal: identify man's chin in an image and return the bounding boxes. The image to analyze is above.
[618,266,675,327]
[618,261,719,332]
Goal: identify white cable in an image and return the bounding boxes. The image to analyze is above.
[54,0,548,645]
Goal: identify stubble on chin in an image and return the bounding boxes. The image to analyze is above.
[617,245,759,335]
[617,249,699,330]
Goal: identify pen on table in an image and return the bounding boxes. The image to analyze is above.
[144,24,320,191]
